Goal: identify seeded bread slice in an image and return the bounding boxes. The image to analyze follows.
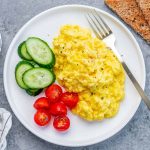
[136,0,150,27]
[105,0,150,43]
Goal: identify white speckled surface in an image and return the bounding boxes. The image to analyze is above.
[0,0,150,149]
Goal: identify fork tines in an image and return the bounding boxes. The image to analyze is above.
[86,9,112,39]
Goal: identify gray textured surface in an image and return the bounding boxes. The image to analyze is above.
[0,0,150,150]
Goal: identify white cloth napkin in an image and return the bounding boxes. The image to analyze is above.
[0,34,12,149]
[0,108,12,150]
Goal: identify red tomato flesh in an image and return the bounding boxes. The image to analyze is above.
[49,102,67,116]
[34,97,50,110]
[45,84,62,103]
[60,92,79,109]
[34,110,51,126]
[53,115,70,131]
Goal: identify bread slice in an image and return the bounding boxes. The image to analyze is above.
[105,0,150,43]
[136,0,150,27]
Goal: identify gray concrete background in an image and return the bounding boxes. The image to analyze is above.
[0,0,150,150]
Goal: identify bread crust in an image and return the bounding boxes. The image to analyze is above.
[105,0,150,43]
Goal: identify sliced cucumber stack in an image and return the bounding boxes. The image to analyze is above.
[18,41,32,60]
[15,61,33,89]
[15,37,56,96]
[26,37,55,68]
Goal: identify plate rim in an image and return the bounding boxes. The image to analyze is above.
[3,4,146,147]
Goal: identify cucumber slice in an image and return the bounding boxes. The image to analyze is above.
[28,61,39,67]
[26,37,55,68]
[26,89,43,96]
[23,68,55,89]
[18,41,32,60]
[15,61,33,89]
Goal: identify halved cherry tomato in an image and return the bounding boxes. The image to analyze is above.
[34,97,50,110]
[60,92,79,109]
[53,115,70,131]
[34,110,51,126]
[45,84,62,103]
[49,102,67,116]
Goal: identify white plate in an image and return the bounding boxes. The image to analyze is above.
[4,5,146,147]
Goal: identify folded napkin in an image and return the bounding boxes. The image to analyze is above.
[0,108,12,150]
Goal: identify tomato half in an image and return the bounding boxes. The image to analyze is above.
[60,92,79,109]
[34,97,50,110]
[45,84,62,103]
[34,110,51,126]
[49,102,67,116]
[53,115,70,131]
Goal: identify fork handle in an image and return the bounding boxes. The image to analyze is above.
[121,62,150,109]
[110,44,150,109]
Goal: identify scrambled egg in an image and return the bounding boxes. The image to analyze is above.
[53,25,125,121]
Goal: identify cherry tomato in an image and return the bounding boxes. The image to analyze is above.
[60,92,79,109]
[34,110,51,126]
[49,102,67,116]
[53,115,70,131]
[45,84,62,103]
[34,97,50,110]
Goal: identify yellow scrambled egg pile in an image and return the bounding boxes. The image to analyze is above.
[53,25,125,121]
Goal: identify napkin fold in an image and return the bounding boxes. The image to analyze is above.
[0,108,12,150]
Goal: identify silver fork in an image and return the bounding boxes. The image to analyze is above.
[86,10,150,110]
